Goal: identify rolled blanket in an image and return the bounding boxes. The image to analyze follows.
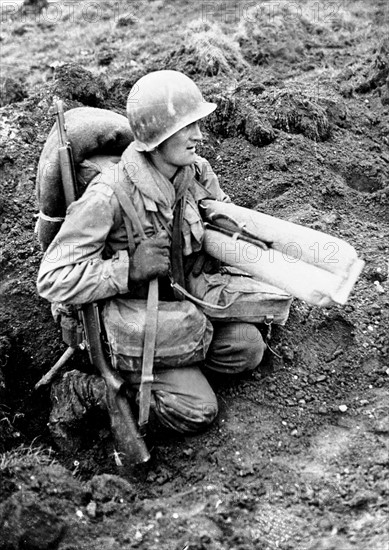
[201,199,365,306]
[36,107,133,250]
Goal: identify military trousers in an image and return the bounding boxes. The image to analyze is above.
[124,321,266,434]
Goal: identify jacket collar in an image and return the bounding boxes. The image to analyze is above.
[121,143,198,209]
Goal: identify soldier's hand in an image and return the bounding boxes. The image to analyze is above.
[128,231,170,283]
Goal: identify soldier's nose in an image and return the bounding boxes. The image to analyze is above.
[191,122,202,141]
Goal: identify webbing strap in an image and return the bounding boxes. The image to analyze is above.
[122,213,136,256]
[138,277,158,433]
[112,180,146,239]
[171,196,186,300]
[170,280,230,310]
[111,177,158,432]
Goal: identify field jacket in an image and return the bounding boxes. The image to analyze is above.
[37,143,229,304]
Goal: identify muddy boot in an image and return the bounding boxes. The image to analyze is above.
[49,369,107,452]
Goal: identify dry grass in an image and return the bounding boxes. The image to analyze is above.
[0,0,199,91]
[165,19,248,77]
[185,19,248,76]
[0,442,56,471]
[235,3,310,64]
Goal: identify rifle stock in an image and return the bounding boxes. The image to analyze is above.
[53,100,150,466]
[82,304,150,465]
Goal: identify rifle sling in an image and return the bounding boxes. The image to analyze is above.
[112,178,158,432]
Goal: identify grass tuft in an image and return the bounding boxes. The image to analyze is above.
[0,442,56,471]
[185,20,248,76]
[164,19,248,77]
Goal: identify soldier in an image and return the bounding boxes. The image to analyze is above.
[37,70,267,446]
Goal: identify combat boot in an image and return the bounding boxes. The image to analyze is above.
[49,369,107,452]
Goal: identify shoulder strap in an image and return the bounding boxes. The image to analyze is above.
[111,177,147,255]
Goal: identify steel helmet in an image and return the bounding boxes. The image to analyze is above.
[126,70,217,152]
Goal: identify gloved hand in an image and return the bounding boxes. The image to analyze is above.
[128,231,170,283]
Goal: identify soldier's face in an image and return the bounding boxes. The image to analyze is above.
[157,121,203,167]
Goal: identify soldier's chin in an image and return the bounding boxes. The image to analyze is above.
[173,151,197,167]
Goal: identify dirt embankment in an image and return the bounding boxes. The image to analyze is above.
[0,1,388,549]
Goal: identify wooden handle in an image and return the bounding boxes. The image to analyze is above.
[34,347,75,390]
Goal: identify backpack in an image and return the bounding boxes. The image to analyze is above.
[36,107,133,251]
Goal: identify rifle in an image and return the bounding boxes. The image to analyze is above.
[39,100,150,467]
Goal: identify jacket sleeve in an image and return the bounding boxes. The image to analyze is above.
[37,184,129,304]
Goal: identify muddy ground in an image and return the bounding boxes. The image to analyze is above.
[0,1,389,549]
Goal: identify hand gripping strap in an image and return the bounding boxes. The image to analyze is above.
[111,177,158,433]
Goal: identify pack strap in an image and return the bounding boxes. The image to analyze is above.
[112,180,146,239]
[111,177,158,433]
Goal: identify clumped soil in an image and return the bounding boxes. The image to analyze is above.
[0,1,389,549]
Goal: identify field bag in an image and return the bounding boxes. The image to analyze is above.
[186,265,292,325]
